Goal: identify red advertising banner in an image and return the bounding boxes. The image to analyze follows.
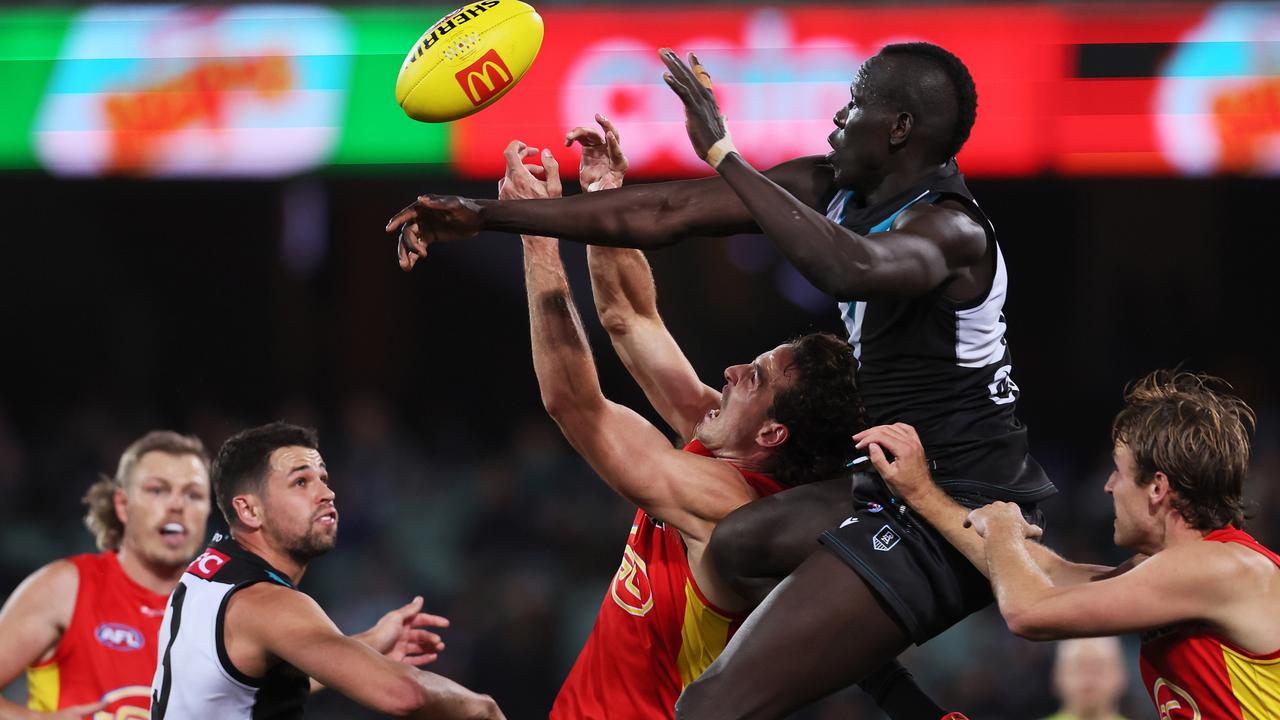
[451,5,1066,179]
[451,3,1280,179]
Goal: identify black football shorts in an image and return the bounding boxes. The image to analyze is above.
[818,472,1046,645]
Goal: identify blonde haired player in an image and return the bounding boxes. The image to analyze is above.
[0,431,211,718]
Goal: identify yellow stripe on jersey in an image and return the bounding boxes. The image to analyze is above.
[1222,644,1280,719]
[676,579,734,688]
[26,663,59,711]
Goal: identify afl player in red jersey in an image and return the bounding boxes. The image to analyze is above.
[865,370,1278,720]
[497,123,865,720]
[0,431,211,719]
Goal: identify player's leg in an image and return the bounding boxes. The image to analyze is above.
[675,547,911,720]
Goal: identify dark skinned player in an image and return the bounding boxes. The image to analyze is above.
[388,43,1050,719]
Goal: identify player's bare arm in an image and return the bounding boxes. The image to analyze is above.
[309,595,450,693]
[0,561,108,720]
[569,115,720,441]
[855,423,1118,587]
[226,584,501,719]
[969,503,1278,651]
[509,144,759,611]
[388,153,834,271]
[660,49,987,301]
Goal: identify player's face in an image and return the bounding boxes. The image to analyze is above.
[260,446,338,563]
[120,451,211,568]
[1104,443,1154,550]
[826,57,893,189]
[1053,639,1126,714]
[696,343,796,454]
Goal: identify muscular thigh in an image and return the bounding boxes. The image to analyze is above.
[676,548,910,720]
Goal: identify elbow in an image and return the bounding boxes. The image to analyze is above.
[1002,607,1064,642]
[378,674,430,717]
[469,694,502,720]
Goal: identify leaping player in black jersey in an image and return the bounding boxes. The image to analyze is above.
[387,43,1047,719]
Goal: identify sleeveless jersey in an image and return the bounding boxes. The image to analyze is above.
[26,551,168,717]
[149,537,308,720]
[550,440,783,720]
[825,160,1054,502]
[1139,526,1280,719]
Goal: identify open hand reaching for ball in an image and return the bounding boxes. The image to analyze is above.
[497,140,562,201]
[565,114,628,192]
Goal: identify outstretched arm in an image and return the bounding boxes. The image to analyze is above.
[969,504,1233,641]
[854,424,1121,586]
[659,49,987,300]
[504,145,754,542]
[389,155,833,270]
[230,585,501,719]
[568,115,720,441]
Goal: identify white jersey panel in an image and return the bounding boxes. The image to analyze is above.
[955,243,1010,369]
[150,575,257,719]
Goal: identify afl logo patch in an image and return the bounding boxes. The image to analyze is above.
[872,525,901,552]
[95,623,145,652]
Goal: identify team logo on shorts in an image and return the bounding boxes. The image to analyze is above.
[872,525,900,552]
[95,623,145,652]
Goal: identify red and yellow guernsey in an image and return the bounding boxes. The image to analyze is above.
[27,551,169,718]
[1140,526,1280,720]
[551,440,782,720]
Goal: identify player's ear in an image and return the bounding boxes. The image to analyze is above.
[889,111,913,148]
[756,421,789,449]
[232,494,264,530]
[1148,471,1171,507]
[113,484,129,525]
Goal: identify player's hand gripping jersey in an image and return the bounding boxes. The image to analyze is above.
[550,441,782,720]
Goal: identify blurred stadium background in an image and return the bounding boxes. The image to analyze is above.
[2,1,1278,717]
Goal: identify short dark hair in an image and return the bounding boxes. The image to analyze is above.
[1111,370,1255,530]
[877,42,978,161]
[212,422,319,528]
[768,333,868,487]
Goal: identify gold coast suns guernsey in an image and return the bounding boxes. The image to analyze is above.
[27,551,169,717]
[551,440,782,720]
[1140,527,1280,719]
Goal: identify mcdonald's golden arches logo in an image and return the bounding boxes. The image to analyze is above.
[455,49,514,106]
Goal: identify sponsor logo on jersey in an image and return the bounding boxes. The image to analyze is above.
[455,49,513,106]
[872,525,900,552]
[1152,677,1201,720]
[866,501,883,513]
[188,548,231,579]
[610,545,654,616]
[95,623,145,652]
[839,516,859,528]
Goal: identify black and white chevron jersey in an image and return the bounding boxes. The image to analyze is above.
[825,160,1056,503]
[150,537,308,720]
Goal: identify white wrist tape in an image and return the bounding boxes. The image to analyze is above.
[705,133,738,170]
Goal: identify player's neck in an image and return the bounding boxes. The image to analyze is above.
[862,161,949,208]
[1153,511,1212,553]
[116,542,186,595]
[230,531,308,586]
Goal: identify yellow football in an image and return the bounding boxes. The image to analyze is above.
[396,0,544,123]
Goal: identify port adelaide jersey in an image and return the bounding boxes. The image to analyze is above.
[825,160,1055,502]
[150,537,308,720]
